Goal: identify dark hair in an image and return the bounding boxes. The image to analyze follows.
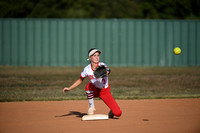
[88,48,97,55]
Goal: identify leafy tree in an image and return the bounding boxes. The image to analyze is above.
[0,0,199,19]
[140,0,200,19]
[0,0,38,18]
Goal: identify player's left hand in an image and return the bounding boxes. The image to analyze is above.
[94,65,107,78]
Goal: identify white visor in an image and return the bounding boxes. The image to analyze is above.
[88,49,101,57]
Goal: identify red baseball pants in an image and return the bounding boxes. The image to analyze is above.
[85,83,122,117]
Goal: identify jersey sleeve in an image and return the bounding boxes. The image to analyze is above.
[80,66,87,79]
[100,62,108,67]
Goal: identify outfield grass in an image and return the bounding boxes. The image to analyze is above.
[0,66,200,101]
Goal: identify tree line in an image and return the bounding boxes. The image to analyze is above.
[0,0,200,19]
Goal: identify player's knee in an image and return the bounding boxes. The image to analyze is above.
[85,83,89,91]
[85,83,92,91]
[114,110,122,117]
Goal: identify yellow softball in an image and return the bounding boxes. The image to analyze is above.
[174,47,181,55]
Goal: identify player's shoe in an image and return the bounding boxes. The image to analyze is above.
[87,107,96,115]
[108,110,114,118]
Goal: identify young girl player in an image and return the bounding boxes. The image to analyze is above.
[63,48,122,118]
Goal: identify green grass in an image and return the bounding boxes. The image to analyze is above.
[0,66,200,101]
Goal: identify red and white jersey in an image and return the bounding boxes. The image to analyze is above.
[80,62,109,89]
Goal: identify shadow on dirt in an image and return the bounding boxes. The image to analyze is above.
[55,111,119,119]
[55,111,87,118]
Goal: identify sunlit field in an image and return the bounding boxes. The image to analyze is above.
[0,66,199,101]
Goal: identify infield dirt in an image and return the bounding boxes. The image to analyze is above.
[0,99,200,133]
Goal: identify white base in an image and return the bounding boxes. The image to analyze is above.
[82,114,109,121]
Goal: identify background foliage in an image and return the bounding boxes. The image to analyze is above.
[0,0,200,19]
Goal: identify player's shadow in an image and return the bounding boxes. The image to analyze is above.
[55,111,87,118]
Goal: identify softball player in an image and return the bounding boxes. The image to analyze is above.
[63,48,122,118]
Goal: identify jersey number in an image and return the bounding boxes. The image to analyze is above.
[102,78,106,84]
